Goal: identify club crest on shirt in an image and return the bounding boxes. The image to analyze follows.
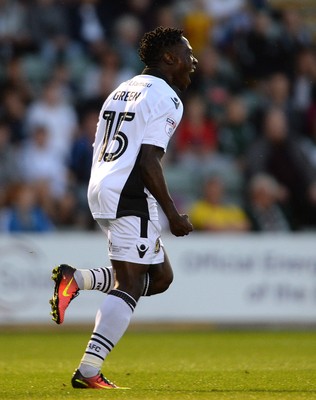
[165,117,177,137]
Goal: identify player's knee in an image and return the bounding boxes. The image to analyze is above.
[116,268,145,300]
[116,271,146,299]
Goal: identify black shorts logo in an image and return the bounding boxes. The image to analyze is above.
[136,244,149,258]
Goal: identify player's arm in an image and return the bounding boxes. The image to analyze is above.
[139,144,193,237]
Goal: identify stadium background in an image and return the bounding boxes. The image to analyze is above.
[1,0,316,327]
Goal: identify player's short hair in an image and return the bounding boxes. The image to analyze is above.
[138,26,184,66]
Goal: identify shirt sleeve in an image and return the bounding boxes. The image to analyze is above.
[142,95,183,151]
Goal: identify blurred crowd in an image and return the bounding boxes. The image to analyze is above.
[1,0,316,233]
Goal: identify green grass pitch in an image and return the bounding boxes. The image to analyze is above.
[0,327,316,400]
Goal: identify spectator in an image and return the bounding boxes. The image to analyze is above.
[1,56,33,102]
[0,183,54,232]
[204,0,245,20]
[17,124,67,217]
[0,119,20,207]
[155,4,179,30]
[1,88,27,143]
[27,0,69,62]
[112,14,143,74]
[251,72,299,134]
[245,174,291,231]
[246,108,316,228]
[0,0,30,62]
[176,93,217,159]
[218,95,256,169]
[193,44,241,123]
[64,0,107,52]
[293,49,316,121]
[205,0,251,48]
[189,175,249,232]
[124,0,157,33]
[301,93,316,169]
[49,62,76,103]
[234,10,286,80]
[68,107,98,228]
[80,47,133,102]
[266,73,291,111]
[166,93,243,208]
[280,8,312,77]
[25,79,78,161]
[182,0,213,56]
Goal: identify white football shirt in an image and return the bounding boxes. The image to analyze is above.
[88,73,183,221]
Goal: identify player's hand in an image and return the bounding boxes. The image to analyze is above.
[169,214,193,237]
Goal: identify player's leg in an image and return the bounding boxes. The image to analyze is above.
[143,248,174,296]
[72,216,162,389]
[50,264,115,324]
[73,260,148,389]
[49,261,159,325]
[50,217,167,324]
[49,260,162,324]
[74,246,173,296]
[74,266,114,292]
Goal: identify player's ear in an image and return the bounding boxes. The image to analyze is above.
[162,51,176,65]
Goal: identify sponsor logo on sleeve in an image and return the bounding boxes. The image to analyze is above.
[171,97,180,109]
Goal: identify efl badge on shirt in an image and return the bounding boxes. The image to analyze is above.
[165,117,177,137]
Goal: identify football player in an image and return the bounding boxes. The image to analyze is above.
[50,26,197,389]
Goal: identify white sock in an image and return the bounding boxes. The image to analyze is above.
[74,267,114,292]
[79,289,137,377]
[74,267,152,296]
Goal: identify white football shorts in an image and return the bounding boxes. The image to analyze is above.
[96,216,164,265]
